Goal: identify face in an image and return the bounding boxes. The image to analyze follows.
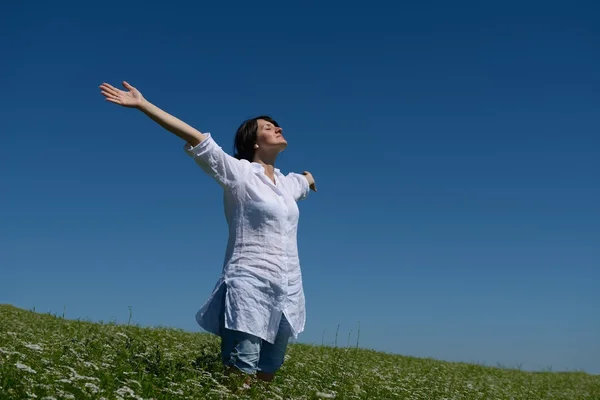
[255,118,287,153]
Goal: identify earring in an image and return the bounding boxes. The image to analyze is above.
[254,144,259,149]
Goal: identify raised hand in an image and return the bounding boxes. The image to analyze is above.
[302,171,317,192]
[99,81,145,108]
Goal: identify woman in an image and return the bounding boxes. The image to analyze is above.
[99,81,316,383]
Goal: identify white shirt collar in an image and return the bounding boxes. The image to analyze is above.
[250,162,282,176]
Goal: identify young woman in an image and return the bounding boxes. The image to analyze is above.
[99,81,316,383]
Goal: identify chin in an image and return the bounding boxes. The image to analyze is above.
[276,141,288,153]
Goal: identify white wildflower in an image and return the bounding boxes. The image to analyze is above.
[316,392,337,399]
[56,392,75,400]
[67,347,82,358]
[164,388,184,395]
[24,343,44,351]
[116,386,137,397]
[15,362,36,374]
[35,384,52,390]
[126,379,141,388]
[83,361,99,370]
[85,382,100,393]
[186,379,203,388]
[41,397,57,400]
[26,392,37,398]
[64,366,100,382]
[0,348,24,357]
[115,332,128,339]
[209,388,232,396]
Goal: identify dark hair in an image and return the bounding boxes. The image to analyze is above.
[234,115,279,162]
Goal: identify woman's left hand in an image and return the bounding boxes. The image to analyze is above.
[99,81,145,108]
[302,171,317,192]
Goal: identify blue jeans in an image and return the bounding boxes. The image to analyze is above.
[218,287,292,375]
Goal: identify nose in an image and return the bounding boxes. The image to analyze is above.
[276,127,283,134]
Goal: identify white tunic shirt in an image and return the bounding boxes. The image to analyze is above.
[184,133,310,344]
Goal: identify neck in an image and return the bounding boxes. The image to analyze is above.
[253,153,278,179]
[253,153,277,169]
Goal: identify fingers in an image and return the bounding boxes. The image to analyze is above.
[105,97,122,105]
[101,90,121,103]
[122,81,134,90]
[302,171,317,192]
[99,82,117,92]
[99,83,120,97]
[99,83,123,105]
[100,89,120,101]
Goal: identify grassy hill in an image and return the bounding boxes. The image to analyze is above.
[0,305,598,399]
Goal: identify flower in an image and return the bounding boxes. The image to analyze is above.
[15,362,37,374]
[316,391,336,398]
[23,343,44,351]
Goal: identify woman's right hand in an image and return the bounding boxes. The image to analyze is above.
[99,81,145,108]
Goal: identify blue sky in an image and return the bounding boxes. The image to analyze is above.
[2,1,599,374]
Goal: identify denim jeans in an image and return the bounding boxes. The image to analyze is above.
[219,285,292,374]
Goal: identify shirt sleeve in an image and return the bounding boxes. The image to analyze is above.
[183,133,248,189]
[284,172,310,202]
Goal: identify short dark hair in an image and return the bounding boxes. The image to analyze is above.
[234,115,279,162]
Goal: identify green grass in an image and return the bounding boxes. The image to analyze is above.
[1,305,598,399]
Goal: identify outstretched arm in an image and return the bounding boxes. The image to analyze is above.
[302,171,317,192]
[100,81,248,188]
[99,81,206,146]
[284,171,317,202]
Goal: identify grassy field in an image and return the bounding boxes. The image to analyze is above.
[0,305,598,399]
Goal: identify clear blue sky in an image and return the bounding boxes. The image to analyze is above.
[2,1,598,374]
